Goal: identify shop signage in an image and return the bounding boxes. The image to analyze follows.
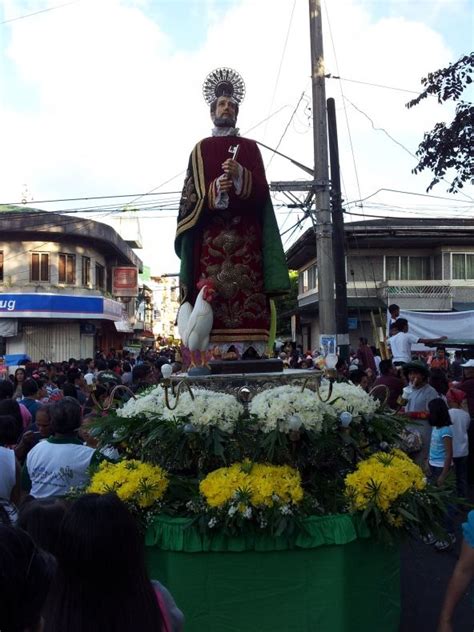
[112,267,138,298]
[0,293,123,321]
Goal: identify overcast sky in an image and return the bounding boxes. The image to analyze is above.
[1,0,473,274]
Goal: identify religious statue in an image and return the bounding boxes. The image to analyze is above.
[175,68,290,368]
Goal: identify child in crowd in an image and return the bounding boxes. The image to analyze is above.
[428,398,455,551]
[446,388,471,499]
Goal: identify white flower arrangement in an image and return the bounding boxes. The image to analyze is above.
[117,387,165,419]
[117,386,244,433]
[249,385,336,434]
[319,382,380,418]
[160,388,244,434]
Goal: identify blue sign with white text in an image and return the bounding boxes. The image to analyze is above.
[0,293,121,321]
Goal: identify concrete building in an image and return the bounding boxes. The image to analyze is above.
[285,218,474,351]
[149,274,180,342]
[0,208,142,361]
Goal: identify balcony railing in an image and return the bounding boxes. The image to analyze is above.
[376,281,453,310]
[378,280,454,298]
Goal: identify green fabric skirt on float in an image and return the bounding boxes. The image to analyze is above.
[145,514,400,632]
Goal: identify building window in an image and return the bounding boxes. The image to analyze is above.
[299,264,318,293]
[82,257,91,286]
[385,256,431,281]
[58,253,76,284]
[0,251,3,282]
[95,263,105,290]
[452,253,474,279]
[31,253,49,282]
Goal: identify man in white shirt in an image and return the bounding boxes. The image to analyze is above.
[388,318,447,366]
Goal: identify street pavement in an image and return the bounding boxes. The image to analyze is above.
[400,511,473,632]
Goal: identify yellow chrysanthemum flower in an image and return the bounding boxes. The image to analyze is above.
[200,462,304,509]
[87,459,168,508]
[344,451,426,514]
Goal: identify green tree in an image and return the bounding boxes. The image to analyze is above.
[406,52,473,193]
[274,270,298,336]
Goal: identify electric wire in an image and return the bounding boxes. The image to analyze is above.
[266,91,307,170]
[324,0,377,299]
[0,191,181,206]
[342,97,474,203]
[324,74,420,95]
[342,187,474,208]
[263,0,297,141]
[0,0,81,25]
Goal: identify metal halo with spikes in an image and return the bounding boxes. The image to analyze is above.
[202,67,246,105]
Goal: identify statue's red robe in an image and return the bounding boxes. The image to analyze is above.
[175,134,289,350]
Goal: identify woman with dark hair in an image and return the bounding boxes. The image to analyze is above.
[13,367,26,400]
[45,493,184,632]
[18,498,67,557]
[0,524,56,632]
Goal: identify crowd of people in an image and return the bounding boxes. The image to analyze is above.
[0,347,185,631]
[1,322,474,629]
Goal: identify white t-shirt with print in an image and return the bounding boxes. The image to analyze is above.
[25,437,97,498]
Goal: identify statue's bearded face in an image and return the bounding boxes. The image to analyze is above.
[212,96,237,127]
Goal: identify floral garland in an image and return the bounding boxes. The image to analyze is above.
[248,385,336,433]
[87,459,168,509]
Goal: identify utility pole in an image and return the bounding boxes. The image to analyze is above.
[327,98,349,360]
[308,0,335,342]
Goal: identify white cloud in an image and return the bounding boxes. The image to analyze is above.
[0,0,471,274]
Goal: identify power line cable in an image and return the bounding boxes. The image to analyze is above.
[263,0,297,140]
[0,191,181,206]
[343,96,416,159]
[122,103,297,209]
[342,187,474,208]
[266,91,307,170]
[324,1,377,295]
[343,97,474,202]
[324,74,420,95]
[1,0,81,25]
[0,210,128,267]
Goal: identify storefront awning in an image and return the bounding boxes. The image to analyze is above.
[115,320,134,333]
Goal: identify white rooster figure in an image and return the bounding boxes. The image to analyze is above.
[177,279,216,369]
